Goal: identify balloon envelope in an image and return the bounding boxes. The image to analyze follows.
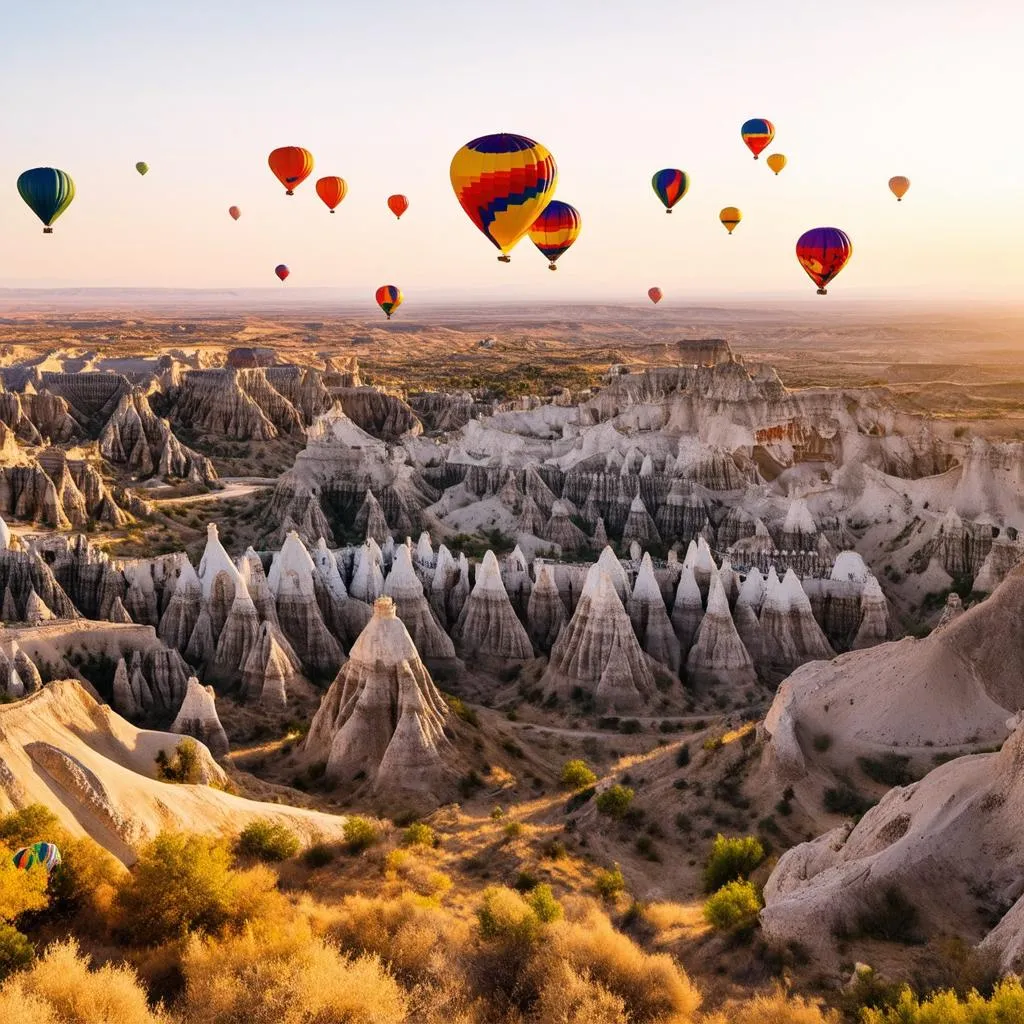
[889,176,910,201]
[766,153,787,175]
[316,176,347,212]
[795,227,853,295]
[17,168,75,233]
[12,842,62,874]
[529,200,581,269]
[450,133,557,260]
[228,206,241,221]
[648,287,663,304]
[275,264,290,282]
[741,118,775,159]
[268,147,314,195]
[719,207,742,234]
[135,162,149,176]
[387,194,409,219]
[651,169,689,213]
[375,285,403,319]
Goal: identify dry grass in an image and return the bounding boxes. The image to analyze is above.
[699,989,839,1023]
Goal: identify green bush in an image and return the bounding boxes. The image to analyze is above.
[813,733,832,752]
[236,820,300,862]
[594,864,627,902]
[703,880,762,932]
[343,817,380,854]
[703,834,766,892]
[526,884,563,923]
[595,785,635,819]
[824,784,875,817]
[560,759,597,790]
[0,922,33,980]
[845,886,923,945]
[401,823,435,848]
[301,843,335,869]
[858,754,916,787]
[0,805,60,847]
[477,886,544,945]
[155,738,203,784]
[860,977,1024,1022]
[503,821,524,840]
[676,744,691,768]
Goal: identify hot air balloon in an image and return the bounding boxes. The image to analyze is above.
[388,194,409,219]
[889,176,910,201]
[741,118,775,159]
[12,842,62,874]
[135,162,149,176]
[375,285,403,319]
[316,176,347,212]
[268,147,314,195]
[450,133,557,262]
[275,264,290,282]
[767,153,787,175]
[529,200,581,270]
[648,287,663,305]
[651,169,689,213]
[228,206,241,221]
[795,227,853,295]
[17,168,75,234]
[719,207,742,235]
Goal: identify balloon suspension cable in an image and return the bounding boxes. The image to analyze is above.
[43,228,53,234]
[498,254,511,263]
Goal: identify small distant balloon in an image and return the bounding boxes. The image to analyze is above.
[12,842,62,874]
[387,194,409,219]
[766,153,787,175]
[529,200,582,270]
[315,176,347,212]
[648,287,663,305]
[376,285,403,319]
[17,167,76,234]
[275,264,290,282]
[889,176,910,201]
[228,206,241,221]
[651,169,689,213]
[450,133,557,262]
[719,207,742,235]
[135,162,149,176]
[741,118,775,159]
[795,227,853,295]
[268,147,314,195]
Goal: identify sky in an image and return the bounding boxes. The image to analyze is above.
[1,0,1022,304]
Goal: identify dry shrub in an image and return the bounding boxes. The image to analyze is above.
[0,853,48,922]
[532,956,628,1024]
[0,938,168,1023]
[699,989,838,1023]
[547,908,701,1023]
[180,918,407,1024]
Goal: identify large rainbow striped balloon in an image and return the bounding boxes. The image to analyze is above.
[741,118,775,159]
[651,169,689,213]
[450,133,557,262]
[529,200,582,270]
[12,841,62,874]
[795,227,853,295]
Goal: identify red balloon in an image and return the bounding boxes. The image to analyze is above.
[275,264,290,282]
[795,227,853,295]
[228,206,241,221]
[387,194,409,219]
[648,287,663,304]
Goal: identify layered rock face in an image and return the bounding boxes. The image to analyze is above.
[526,564,566,652]
[685,569,757,693]
[304,596,461,809]
[335,387,423,440]
[628,553,680,672]
[542,566,655,713]
[758,569,836,676]
[453,551,533,667]
[170,677,230,758]
[383,544,456,669]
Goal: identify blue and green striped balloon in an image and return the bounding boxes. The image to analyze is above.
[17,167,76,233]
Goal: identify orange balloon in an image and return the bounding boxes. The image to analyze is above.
[648,287,663,304]
[387,194,409,219]
[228,206,241,221]
[316,176,348,212]
[268,147,314,195]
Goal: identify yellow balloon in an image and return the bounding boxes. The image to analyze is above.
[889,176,910,201]
[766,153,787,175]
[719,207,742,235]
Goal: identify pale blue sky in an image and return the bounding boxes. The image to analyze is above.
[1,0,1021,302]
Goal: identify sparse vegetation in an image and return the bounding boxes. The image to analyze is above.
[703,880,762,933]
[236,820,300,862]
[559,758,597,789]
[858,753,917,787]
[401,823,435,848]
[595,784,635,819]
[343,817,380,854]
[703,834,766,892]
[155,738,203,784]
[594,864,627,901]
[838,885,923,945]
[824,783,875,818]
[860,977,1024,1022]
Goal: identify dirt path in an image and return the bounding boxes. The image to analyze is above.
[150,477,275,507]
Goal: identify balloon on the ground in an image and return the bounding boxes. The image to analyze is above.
[889,176,910,201]
[17,168,76,233]
[795,227,853,295]
[450,133,557,262]
[767,153,787,175]
[529,200,581,270]
[315,176,347,212]
[387,194,409,219]
[651,169,689,213]
[375,285,403,319]
[719,207,742,234]
[275,264,290,282]
[12,842,62,874]
[228,206,241,221]
[268,147,314,195]
[648,287,663,304]
[741,118,775,159]
[135,162,149,176]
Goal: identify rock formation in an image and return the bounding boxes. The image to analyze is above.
[383,544,457,670]
[628,553,681,672]
[685,569,757,694]
[758,569,835,675]
[453,551,533,667]
[526,564,566,653]
[621,492,661,548]
[170,677,230,758]
[670,565,704,655]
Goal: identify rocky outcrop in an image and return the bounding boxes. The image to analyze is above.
[936,592,965,629]
[628,553,680,672]
[544,500,589,553]
[240,621,297,707]
[383,544,456,670]
[621,493,661,548]
[453,551,533,667]
[670,565,704,655]
[758,569,836,675]
[685,569,757,694]
[527,564,566,653]
[851,575,892,649]
[335,387,423,440]
[170,677,230,758]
